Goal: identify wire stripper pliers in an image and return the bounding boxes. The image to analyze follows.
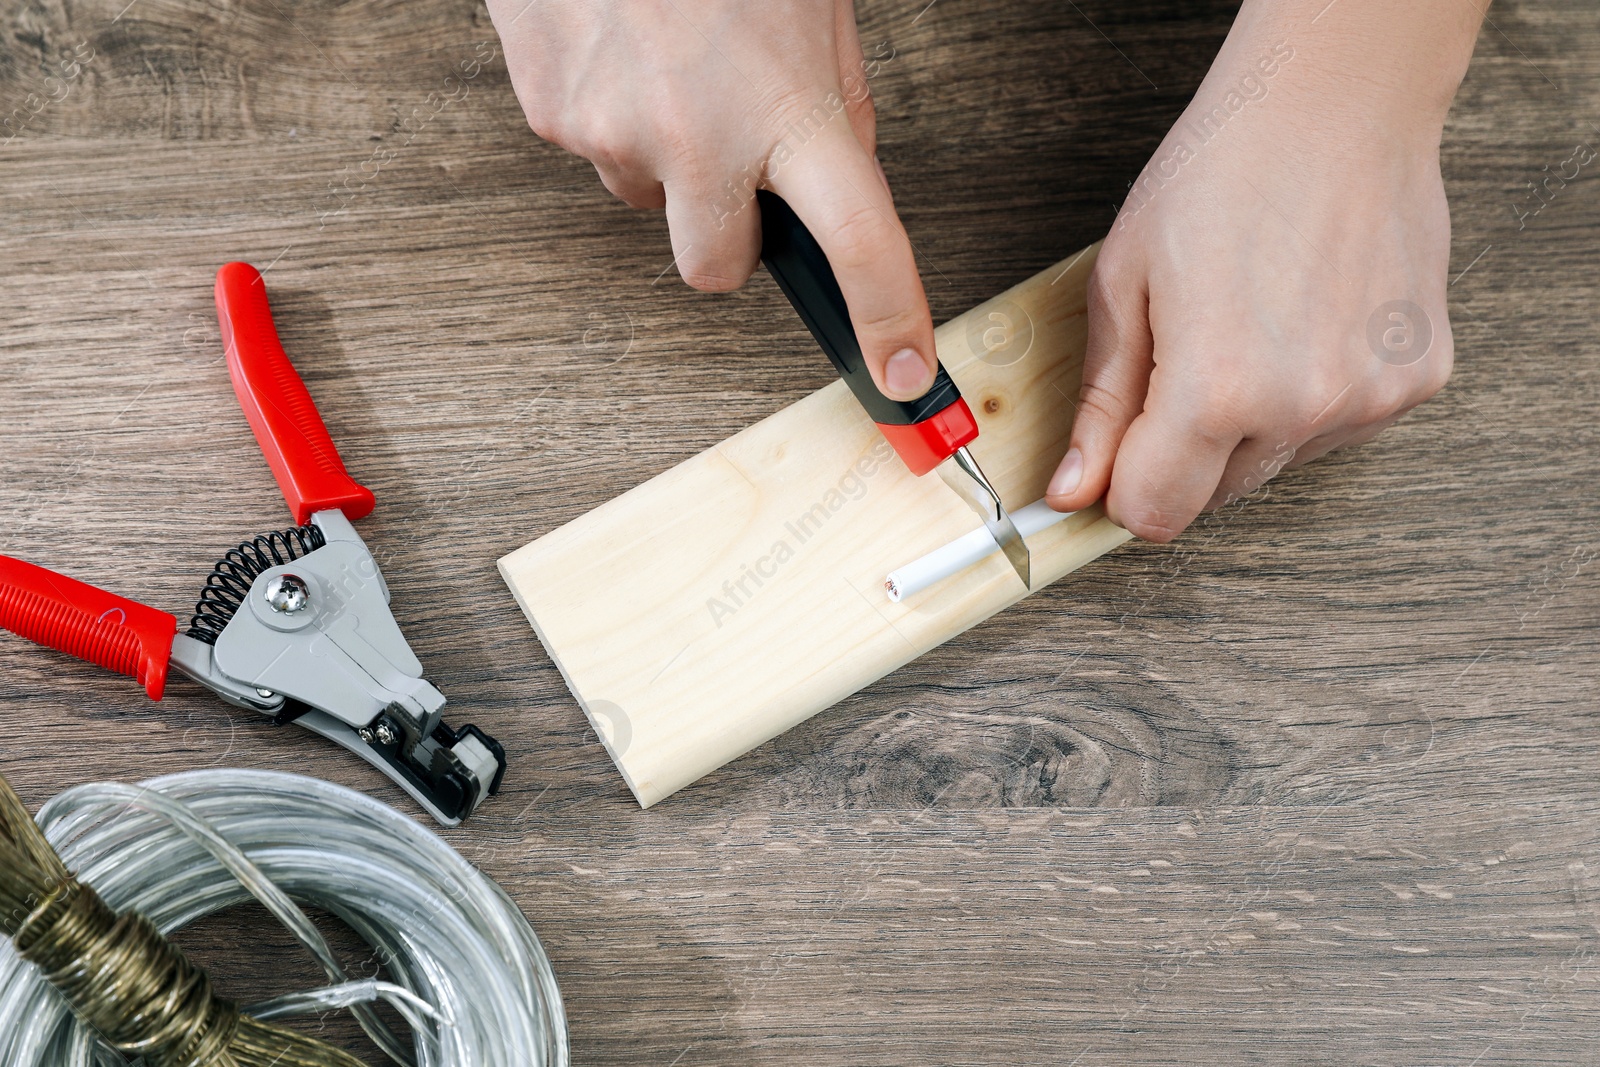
[0,263,507,825]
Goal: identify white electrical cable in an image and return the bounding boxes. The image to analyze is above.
[885,498,1075,602]
[0,769,568,1067]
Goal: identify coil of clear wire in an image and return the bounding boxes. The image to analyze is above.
[0,768,568,1067]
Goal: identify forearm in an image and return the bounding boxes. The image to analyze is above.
[1212,0,1486,141]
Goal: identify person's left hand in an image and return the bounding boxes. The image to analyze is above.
[1044,24,1459,542]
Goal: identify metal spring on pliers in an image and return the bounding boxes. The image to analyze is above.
[187,525,327,644]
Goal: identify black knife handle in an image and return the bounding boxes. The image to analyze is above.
[757,189,964,428]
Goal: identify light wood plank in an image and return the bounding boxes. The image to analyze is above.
[500,246,1135,806]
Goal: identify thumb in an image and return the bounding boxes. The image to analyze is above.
[1046,258,1154,512]
[769,132,936,401]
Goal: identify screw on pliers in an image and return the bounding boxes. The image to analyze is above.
[0,263,507,825]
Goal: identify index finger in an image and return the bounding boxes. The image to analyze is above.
[768,130,936,402]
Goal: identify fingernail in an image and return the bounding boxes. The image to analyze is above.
[1048,447,1083,498]
[885,348,933,398]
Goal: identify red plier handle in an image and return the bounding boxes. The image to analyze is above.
[0,265,372,700]
[0,555,176,700]
[215,262,375,526]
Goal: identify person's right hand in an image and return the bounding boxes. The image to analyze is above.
[487,0,938,401]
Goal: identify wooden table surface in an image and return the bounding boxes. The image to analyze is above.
[3,1,1598,1063]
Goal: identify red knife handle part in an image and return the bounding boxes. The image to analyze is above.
[874,398,979,477]
[214,262,376,526]
[757,190,972,476]
[0,555,177,701]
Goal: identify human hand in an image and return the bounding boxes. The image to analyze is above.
[486,0,937,400]
[1045,2,1478,542]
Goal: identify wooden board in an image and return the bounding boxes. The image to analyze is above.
[499,246,1133,807]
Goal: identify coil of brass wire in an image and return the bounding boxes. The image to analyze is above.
[0,768,567,1067]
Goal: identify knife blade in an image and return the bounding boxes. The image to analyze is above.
[945,445,1030,590]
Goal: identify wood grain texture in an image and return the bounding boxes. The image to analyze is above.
[499,245,1135,807]
[1,0,1598,1063]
